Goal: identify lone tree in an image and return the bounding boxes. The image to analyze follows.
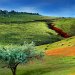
[0,42,43,75]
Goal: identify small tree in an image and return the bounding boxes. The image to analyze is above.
[0,42,43,75]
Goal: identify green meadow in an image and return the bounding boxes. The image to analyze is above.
[0,56,75,75]
[0,13,75,75]
[0,22,60,45]
[37,36,75,51]
[54,18,75,36]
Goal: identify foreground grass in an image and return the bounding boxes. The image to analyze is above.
[1,56,75,75]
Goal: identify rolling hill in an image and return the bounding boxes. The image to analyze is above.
[0,13,75,46]
[54,18,75,36]
[0,22,62,45]
[37,36,75,51]
[0,12,75,75]
[0,13,62,45]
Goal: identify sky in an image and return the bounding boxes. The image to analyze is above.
[0,0,75,17]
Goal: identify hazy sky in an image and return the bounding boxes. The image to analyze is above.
[0,0,75,17]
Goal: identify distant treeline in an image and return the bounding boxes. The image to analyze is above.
[0,9,40,15]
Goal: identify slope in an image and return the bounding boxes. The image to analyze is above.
[0,22,62,45]
[37,36,75,50]
[54,18,75,36]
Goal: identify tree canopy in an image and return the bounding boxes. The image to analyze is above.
[0,42,43,75]
[0,9,40,15]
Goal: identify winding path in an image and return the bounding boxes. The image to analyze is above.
[47,23,71,38]
[27,19,71,38]
[2,19,70,38]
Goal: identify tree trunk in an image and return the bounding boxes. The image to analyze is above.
[11,67,17,75]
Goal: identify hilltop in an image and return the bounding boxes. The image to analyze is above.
[0,10,56,23]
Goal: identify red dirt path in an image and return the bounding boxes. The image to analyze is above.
[47,23,71,38]
[45,46,75,56]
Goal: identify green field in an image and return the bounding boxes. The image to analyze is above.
[0,14,62,46]
[0,13,55,23]
[0,22,61,45]
[0,56,75,75]
[37,36,75,51]
[54,18,75,36]
[0,13,75,75]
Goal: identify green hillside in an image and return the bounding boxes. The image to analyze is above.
[0,13,55,23]
[37,36,75,51]
[0,14,43,23]
[0,13,62,45]
[0,13,75,75]
[54,18,75,36]
[0,13,75,46]
[0,22,62,45]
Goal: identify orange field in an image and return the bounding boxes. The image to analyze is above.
[45,46,75,56]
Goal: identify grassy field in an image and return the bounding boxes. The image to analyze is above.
[36,36,75,51]
[0,14,43,23]
[0,22,62,45]
[54,18,75,36]
[1,56,75,75]
[0,14,62,45]
[0,13,75,75]
[0,14,56,23]
[0,14,75,46]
